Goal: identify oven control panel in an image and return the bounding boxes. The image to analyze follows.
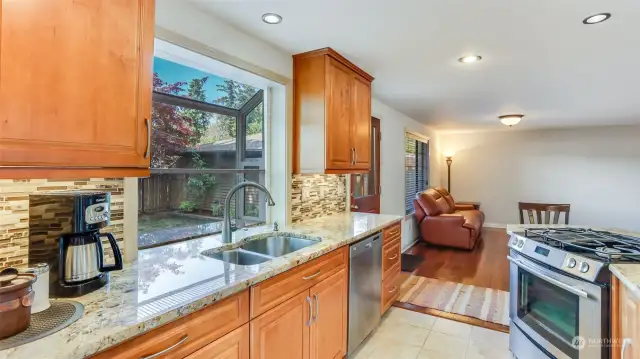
[562,255,603,282]
[509,233,604,282]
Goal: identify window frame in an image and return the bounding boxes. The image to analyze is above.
[138,61,268,248]
[404,131,430,215]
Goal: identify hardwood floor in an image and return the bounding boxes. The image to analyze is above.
[406,227,510,291]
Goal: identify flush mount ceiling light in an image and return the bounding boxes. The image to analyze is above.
[458,55,482,63]
[262,13,282,24]
[499,114,524,127]
[583,13,611,24]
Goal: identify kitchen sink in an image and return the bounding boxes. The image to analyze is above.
[204,249,271,265]
[240,236,320,257]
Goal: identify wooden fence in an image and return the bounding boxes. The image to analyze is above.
[138,173,256,216]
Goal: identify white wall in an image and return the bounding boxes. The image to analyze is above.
[155,0,291,79]
[438,125,640,231]
[155,0,292,225]
[155,1,439,247]
[372,99,440,249]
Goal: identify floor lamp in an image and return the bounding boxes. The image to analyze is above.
[445,155,453,193]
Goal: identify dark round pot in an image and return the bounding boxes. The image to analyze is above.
[0,272,37,339]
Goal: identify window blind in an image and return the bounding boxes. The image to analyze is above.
[405,134,430,214]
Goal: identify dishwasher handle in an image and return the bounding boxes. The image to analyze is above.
[349,233,382,259]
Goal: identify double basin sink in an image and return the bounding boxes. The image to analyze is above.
[203,235,320,265]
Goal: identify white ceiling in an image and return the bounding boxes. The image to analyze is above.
[188,0,640,131]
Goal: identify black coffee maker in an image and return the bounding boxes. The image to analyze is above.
[28,191,123,297]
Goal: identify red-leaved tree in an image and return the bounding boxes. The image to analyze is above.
[150,73,196,168]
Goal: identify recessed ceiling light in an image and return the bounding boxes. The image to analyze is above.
[583,13,611,24]
[458,55,482,64]
[499,114,524,127]
[262,13,282,24]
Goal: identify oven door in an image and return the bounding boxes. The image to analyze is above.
[509,253,607,359]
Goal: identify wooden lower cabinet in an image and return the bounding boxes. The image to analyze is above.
[613,275,640,359]
[91,249,351,359]
[250,291,311,359]
[91,291,249,359]
[251,266,348,359]
[185,324,250,359]
[309,268,348,359]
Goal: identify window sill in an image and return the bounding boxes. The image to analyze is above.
[138,220,264,250]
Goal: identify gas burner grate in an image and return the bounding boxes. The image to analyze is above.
[524,228,640,262]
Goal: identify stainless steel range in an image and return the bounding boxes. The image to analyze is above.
[509,228,640,359]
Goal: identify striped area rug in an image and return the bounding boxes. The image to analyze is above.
[398,275,510,326]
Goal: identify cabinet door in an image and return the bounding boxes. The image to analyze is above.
[0,0,154,168]
[351,75,372,170]
[620,284,640,359]
[185,324,250,359]
[309,268,348,359]
[325,58,353,170]
[251,291,311,359]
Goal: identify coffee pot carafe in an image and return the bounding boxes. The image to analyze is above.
[58,230,123,296]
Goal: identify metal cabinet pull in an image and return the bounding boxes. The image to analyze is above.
[388,254,398,260]
[354,148,357,164]
[144,118,151,159]
[303,271,321,280]
[351,148,355,165]
[140,335,188,359]
[621,338,632,359]
[388,286,398,293]
[312,294,319,322]
[306,296,313,326]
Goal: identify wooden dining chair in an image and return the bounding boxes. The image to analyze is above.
[518,202,571,225]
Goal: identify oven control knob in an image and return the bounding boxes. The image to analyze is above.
[567,258,577,268]
[517,239,525,248]
[511,237,518,246]
[579,262,590,273]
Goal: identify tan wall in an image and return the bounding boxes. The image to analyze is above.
[438,125,640,230]
[291,174,346,222]
[0,178,124,268]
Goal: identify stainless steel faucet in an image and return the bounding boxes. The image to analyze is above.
[222,181,276,243]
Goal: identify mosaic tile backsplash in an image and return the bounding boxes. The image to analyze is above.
[291,174,347,223]
[0,178,124,268]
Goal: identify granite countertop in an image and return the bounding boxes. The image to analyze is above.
[0,212,401,359]
[506,224,640,296]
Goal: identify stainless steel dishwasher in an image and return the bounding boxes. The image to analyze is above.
[347,232,382,355]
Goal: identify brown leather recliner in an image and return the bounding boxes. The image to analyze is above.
[413,187,485,250]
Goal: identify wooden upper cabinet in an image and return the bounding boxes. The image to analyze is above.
[325,59,354,170]
[351,75,372,170]
[293,47,374,174]
[0,0,154,174]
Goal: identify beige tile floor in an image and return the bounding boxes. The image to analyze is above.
[350,307,513,359]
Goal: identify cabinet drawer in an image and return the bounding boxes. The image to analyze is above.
[251,247,347,318]
[91,290,249,359]
[383,222,401,246]
[381,271,401,315]
[382,238,401,280]
[184,323,249,359]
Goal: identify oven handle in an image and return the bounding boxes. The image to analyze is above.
[507,256,589,299]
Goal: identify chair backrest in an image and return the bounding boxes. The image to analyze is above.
[518,202,571,225]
